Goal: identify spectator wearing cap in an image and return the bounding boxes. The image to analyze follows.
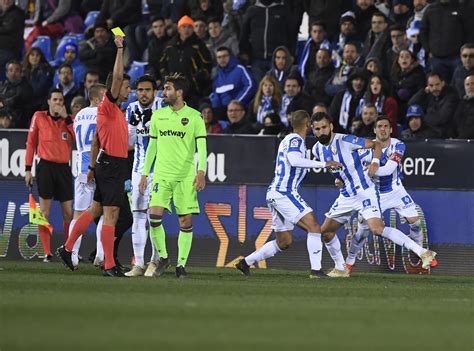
[281,74,313,126]
[190,0,224,23]
[332,11,360,68]
[401,104,439,140]
[222,100,256,134]
[55,63,80,114]
[79,22,117,82]
[362,12,391,63]
[385,24,409,76]
[304,48,334,107]
[200,102,222,134]
[160,15,213,106]
[239,0,294,84]
[146,16,170,84]
[409,72,459,138]
[0,0,25,80]
[303,0,352,41]
[391,0,413,28]
[53,43,86,88]
[420,0,467,83]
[354,0,378,41]
[454,74,474,139]
[329,70,367,133]
[298,21,332,80]
[266,46,298,90]
[452,44,474,99]
[206,18,239,62]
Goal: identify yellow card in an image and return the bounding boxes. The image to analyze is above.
[111,27,126,37]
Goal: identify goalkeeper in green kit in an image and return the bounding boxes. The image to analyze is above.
[138,73,207,278]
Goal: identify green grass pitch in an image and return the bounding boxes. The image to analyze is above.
[1,261,473,351]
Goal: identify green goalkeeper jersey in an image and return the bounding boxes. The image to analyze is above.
[145,103,207,181]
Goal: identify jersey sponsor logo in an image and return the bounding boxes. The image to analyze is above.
[401,195,412,205]
[159,130,186,138]
[181,117,189,126]
[362,199,371,208]
[136,127,150,135]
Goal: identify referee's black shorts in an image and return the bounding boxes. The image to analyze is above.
[36,159,73,202]
[93,154,128,207]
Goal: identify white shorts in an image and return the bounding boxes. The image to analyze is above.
[326,186,382,224]
[380,186,419,218]
[74,173,95,211]
[266,189,313,232]
[131,172,152,211]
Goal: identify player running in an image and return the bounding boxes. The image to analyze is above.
[125,74,165,277]
[138,73,207,278]
[311,112,437,277]
[235,110,344,279]
[344,116,436,272]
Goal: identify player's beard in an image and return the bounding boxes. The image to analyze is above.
[318,133,331,145]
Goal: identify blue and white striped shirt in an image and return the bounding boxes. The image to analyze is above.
[73,106,97,175]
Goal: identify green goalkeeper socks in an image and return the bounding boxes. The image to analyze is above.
[177,227,193,267]
[149,215,168,259]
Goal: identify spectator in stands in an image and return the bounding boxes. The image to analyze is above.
[200,102,222,134]
[304,48,335,107]
[0,106,12,128]
[79,70,99,100]
[79,22,116,82]
[353,102,377,137]
[329,70,367,132]
[406,0,429,31]
[452,44,474,99]
[332,11,360,69]
[407,25,426,68]
[146,16,170,84]
[222,100,256,134]
[53,44,85,87]
[391,48,426,123]
[206,18,239,62]
[362,12,390,63]
[361,74,398,135]
[55,63,80,113]
[258,112,286,136]
[0,0,25,80]
[266,46,297,90]
[420,0,466,83]
[190,0,224,23]
[364,56,383,77]
[21,47,53,113]
[401,104,440,139]
[303,0,352,41]
[239,0,294,84]
[161,0,189,24]
[193,16,208,41]
[385,24,409,76]
[0,60,33,128]
[409,72,459,138]
[160,15,213,106]
[70,95,87,117]
[454,74,474,139]
[312,102,328,115]
[325,42,363,97]
[354,0,378,40]
[248,75,281,127]
[210,46,255,117]
[298,21,331,79]
[391,0,413,28]
[281,74,313,126]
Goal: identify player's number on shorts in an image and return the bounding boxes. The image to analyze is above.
[75,124,96,151]
[276,152,285,176]
[153,183,159,192]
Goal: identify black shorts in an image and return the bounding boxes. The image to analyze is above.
[93,154,128,207]
[36,160,73,202]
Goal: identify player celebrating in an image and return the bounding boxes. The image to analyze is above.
[125,74,164,277]
[345,116,434,272]
[235,110,344,279]
[70,84,107,268]
[139,73,207,279]
[311,112,437,277]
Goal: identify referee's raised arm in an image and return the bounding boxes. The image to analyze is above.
[110,35,125,100]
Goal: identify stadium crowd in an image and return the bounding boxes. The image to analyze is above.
[0,0,473,139]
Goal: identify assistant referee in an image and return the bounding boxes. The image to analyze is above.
[58,34,131,277]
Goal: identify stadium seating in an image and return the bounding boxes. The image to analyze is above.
[84,11,100,29]
[127,61,148,86]
[31,36,53,61]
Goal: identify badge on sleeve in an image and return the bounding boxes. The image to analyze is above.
[61,132,68,140]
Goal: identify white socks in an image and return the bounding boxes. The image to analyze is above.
[324,235,346,271]
[381,227,425,258]
[346,224,369,265]
[132,211,147,268]
[149,234,160,263]
[95,216,104,261]
[307,233,322,271]
[408,219,423,247]
[245,240,281,266]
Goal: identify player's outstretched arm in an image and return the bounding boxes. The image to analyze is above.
[287,152,341,169]
[110,35,124,100]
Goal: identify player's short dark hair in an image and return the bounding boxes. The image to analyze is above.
[58,63,73,74]
[48,88,64,100]
[291,110,310,128]
[164,72,189,96]
[375,115,391,127]
[105,72,131,90]
[135,74,157,90]
[311,111,332,124]
[89,84,107,101]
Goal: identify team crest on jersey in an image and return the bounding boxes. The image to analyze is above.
[61,132,68,140]
[332,146,337,155]
[290,139,299,147]
[181,117,189,126]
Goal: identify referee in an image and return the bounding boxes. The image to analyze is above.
[58,35,131,277]
[25,89,75,262]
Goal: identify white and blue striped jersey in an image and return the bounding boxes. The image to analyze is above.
[73,106,97,175]
[268,133,308,193]
[312,133,374,197]
[360,138,405,194]
[127,94,165,173]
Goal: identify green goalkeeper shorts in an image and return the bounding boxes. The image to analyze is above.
[149,178,200,215]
